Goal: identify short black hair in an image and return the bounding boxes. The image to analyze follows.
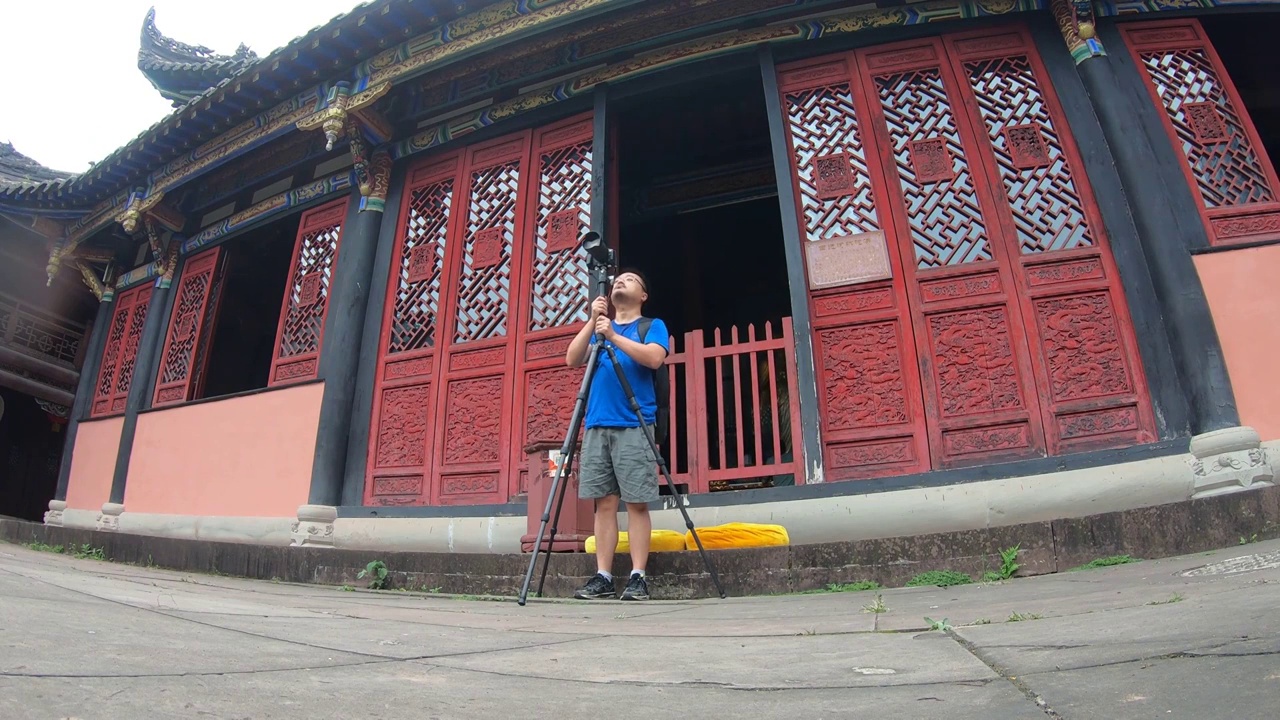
[615,267,649,293]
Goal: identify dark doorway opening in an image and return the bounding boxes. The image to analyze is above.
[614,67,796,491]
[0,388,62,521]
[1202,13,1280,169]
[199,215,299,399]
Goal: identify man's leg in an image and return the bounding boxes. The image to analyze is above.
[594,494,620,574]
[625,502,651,574]
[574,428,621,599]
[614,425,661,601]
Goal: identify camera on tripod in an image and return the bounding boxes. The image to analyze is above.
[579,230,616,298]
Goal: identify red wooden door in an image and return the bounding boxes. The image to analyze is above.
[778,25,1156,478]
[153,246,226,407]
[776,56,931,481]
[429,131,534,505]
[853,37,1048,469]
[365,151,465,505]
[511,114,595,496]
[944,28,1156,454]
[1120,19,1280,247]
[268,198,348,386]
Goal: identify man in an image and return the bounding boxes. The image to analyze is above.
[565,269,669,601]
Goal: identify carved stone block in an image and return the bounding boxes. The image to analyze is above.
[291,504,338,547]
[1188,426,1275,498]
[97,502,125,532]
[44,499,66,527]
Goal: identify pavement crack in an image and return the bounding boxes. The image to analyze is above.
[944,629,1063,719]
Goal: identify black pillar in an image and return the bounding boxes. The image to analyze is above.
[759,45,825,480]
[1071,22,1239,434]
[108,281,174,504]
[341,164,409,507]
[309,188,386,507]
[53,295,114,501]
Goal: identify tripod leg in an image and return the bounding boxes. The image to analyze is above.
[600,344,728,600]
[536,441,578,597]
[518,345,601,606]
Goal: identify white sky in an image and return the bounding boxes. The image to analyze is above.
[0,0,363,175]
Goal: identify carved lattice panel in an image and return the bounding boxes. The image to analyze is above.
[91,291,135,417]
[90,284,152,417]
[873,67,993,268]
[1137,48,1273,208]
[389,179,453,354]
[154,247,223,407]
[782,81,883,243]
[1121,21,1280,246]
[454,161,520,342]
[963,54,1095,254]
[269,199,346,385]
[529,140,592,332]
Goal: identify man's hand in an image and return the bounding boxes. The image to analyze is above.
[594,315,615,341]
[590,296,608,321]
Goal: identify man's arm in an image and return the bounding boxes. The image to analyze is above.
[607,334,666,370]
[565,319,596,368]
[566,296,609,368]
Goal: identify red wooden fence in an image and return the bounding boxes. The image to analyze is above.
[660,318,802,494]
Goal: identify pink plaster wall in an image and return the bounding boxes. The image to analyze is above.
[65,417,124,511]
[124,382,324,517]
[1195,245,1280,442]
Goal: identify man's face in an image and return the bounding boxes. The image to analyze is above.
[610,272,647,305]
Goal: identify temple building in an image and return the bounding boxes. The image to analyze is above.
[0,0,1276,556]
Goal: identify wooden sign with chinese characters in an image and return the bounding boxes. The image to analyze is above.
[806,232,892,289]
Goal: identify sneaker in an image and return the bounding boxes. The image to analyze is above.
[574,573,616,600]
[620,573,650,601]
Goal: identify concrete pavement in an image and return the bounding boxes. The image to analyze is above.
[1,538,1277,719]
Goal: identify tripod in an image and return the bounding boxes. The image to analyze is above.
[517,233,727,606]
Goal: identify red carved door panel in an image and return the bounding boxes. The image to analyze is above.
[945,28,1156,454]
[779,27,1157,477]
[90,284,153,418]
[853,38,1047,469]
[153,246,226,407]
[429,131,533,505]
[1120,19,1280,247]
[364,152,465,506]
[268,198,348,386]
[777,57,931,481]
[511,114,595,496]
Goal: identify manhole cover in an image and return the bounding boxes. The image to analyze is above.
[1182,550,1280,577]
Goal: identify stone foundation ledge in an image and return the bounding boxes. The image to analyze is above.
[8,484,1278,600]
[48,434,1277,554]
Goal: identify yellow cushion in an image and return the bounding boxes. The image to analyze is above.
[685,522,790,550]
[585,529,687,553]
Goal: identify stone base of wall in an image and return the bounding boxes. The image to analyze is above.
[7,485,1278,600]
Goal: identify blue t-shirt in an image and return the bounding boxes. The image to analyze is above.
[584,317,670,429]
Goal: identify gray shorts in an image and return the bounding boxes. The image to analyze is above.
[578,426,660,505]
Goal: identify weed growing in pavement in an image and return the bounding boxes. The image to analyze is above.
[1007,612,1043,622]
[1147,593,1184,605]
[906,570,973,588]
[358,560,390,590]
[1068,555,1139,571]
[862,594,888,614]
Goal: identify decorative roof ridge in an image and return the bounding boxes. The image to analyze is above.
[0,1,387,200]
[0,142,75,187]
[138,7,260,107]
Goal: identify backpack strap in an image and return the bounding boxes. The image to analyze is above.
[637,317,653,343]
